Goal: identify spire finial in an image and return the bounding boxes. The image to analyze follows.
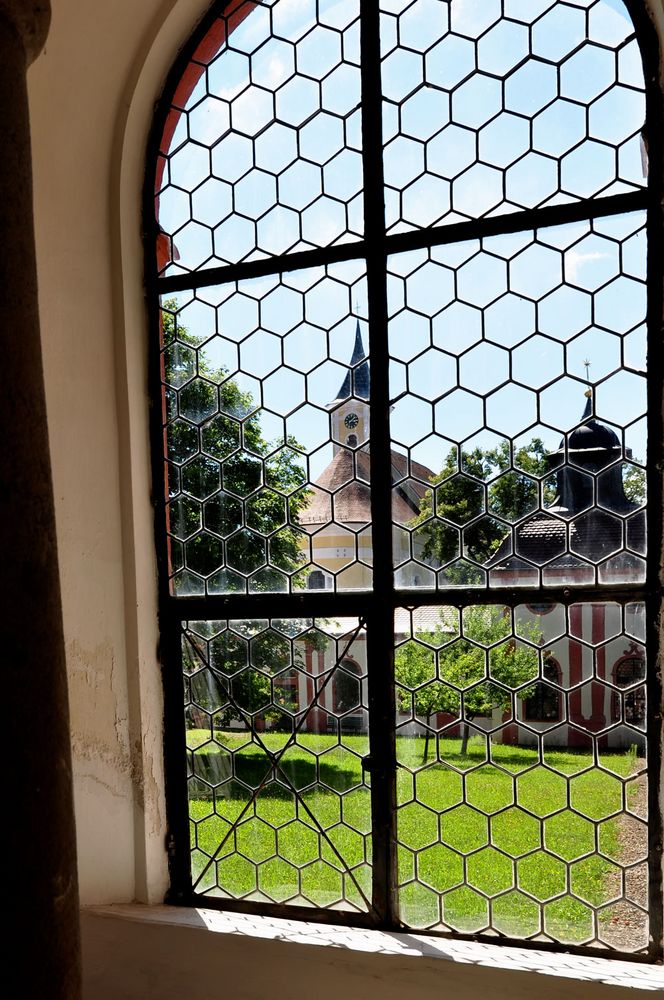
[583,358,592,398]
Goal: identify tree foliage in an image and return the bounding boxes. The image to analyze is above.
[412,440,552,575]
[162,299,311,589]
[184,625,328,730]
[395,606,543,759]
[623,461,647,505]
[412,437,645,581]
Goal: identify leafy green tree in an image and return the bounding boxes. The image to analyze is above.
[162,299,311,591]
[184,624,315,731]
[395,606,543,760]
[163,299,315,729]
[413,438,645,582]
[623,461,646,505]
[412,440,553,581]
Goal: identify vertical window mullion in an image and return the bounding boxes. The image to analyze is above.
[642,1,664,953]
[360,0,399,926]
[162,613,194,904]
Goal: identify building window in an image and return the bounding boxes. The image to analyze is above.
[148,0,661,960]
[613,651,646,728]
[307,569,327,590]
[524,659,561,722]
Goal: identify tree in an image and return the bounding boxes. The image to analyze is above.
[395,606,543,760]
[163,299,314,729]
[162,299,311,591]
[623,461,647,505]
[184,621,334,734]
[411,438,645,582]
[410,440,552,583]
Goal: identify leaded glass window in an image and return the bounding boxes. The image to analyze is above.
[147,0,662,960]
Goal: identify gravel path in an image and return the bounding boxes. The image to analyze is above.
[598,774,649,953]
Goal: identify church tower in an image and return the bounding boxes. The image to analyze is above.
[328,319,370,454]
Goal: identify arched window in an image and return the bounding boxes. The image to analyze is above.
[307,568,328,590]
[524,658,561,722]
[147,0,661,959]
[613,652,646,727]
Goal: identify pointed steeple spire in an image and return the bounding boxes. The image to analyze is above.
[333,318,370,401]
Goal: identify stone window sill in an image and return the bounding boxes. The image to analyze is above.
[82,904,663,993]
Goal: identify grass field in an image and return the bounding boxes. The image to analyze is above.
[187,729,639,943]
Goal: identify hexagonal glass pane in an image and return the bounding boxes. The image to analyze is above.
[376,0,645,235]
[162,263,373,596]
[394,601,649,945]
[184,617,370,909]
[156,0,654,952]
[154,0,363,274]
[389,213,647,592]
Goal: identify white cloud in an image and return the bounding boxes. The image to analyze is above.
[565,250,609,281]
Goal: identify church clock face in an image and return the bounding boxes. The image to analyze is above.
[344,412,359,430]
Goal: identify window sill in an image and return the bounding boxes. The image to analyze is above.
[81,904,662,997]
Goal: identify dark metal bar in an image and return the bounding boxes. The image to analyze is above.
[153,240,368,295]
[151,190,649,296]
[636,0,664,960]
[160,613,193,903]
[186,891,380,928]
[381,190,649,261]
[390,585,653,609]
[172,591,376,620]
[360,0,399,930]
[144,247,192,903]
[167,583,651,621]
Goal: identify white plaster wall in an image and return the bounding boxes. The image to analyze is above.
[28,0,214,905]
[22,0,664,993]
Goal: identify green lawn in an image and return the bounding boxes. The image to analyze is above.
[187,729,639,942]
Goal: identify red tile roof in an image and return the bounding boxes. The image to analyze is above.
[299,447,435,527]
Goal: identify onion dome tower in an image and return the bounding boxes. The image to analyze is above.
[490,391,645,579]
[548,392,636,517]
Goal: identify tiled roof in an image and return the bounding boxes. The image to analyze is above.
[490,508,646,570]
[390,450,436,498]
[300,448,435,527]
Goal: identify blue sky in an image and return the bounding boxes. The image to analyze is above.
[159,0,648,481]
